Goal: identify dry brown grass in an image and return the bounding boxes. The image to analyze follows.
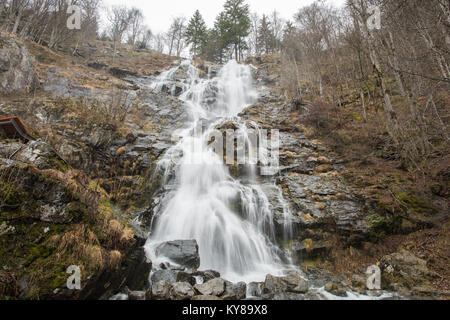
[109,250,122,270]
[103,219,134,250]
[49,224,104,270]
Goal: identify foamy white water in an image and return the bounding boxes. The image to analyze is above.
[145,60,292,283]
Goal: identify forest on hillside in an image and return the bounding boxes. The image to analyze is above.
[0,0,448,303]
[2,0,448,170]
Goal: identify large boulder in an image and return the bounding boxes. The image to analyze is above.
[192,270,221,283]
[247,282,264,297]
[151,281,171,300]
[0,158,83,224]
[117,243,152,292]
[151,270,178,284]
[0,32,39,94]
[151,270,196,286]
[380,249,437,293]
[324,281,348,297]
[169,282,196,300]
[263,271,308,295]
[194,278,226,297]
[155,240,200,270]
[223,281,247,300]
[12,140,66,170]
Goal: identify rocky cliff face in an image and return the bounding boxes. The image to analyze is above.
[0,32,39,94]
[238,91,370,256]
[0,139,152,299]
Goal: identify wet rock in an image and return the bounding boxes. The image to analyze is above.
[277,173,368,242]
[151,270,177,284]
[194,278,226,297]
[151,270,196,286]
[208,66,221,77]
[155,240,200,270]
[328,200,368,238]
[174,85,183,96]
[170,282,196,300]
[324,282,348,297]
[0,32,39,94]
[192,270,221,282]
[151,281,171,300]
[291,239,330,262]
[263,271,308,295]
[247,282,264,297]
[176,272,197,286]
[223,281,247,300]
[117,242,152,291]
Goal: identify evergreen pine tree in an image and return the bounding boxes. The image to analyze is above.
[221,0,251,61]
[257,14,275,54]
[205,12,230,63]
[185,10,208,57]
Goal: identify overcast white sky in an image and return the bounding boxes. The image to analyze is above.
[102,0,346,34]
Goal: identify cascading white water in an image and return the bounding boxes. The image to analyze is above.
[145,60,292,283]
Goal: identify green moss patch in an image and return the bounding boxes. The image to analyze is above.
[396,192,437,215]
[366,213,401,241]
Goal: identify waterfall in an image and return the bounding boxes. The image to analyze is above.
[145,60,292,283]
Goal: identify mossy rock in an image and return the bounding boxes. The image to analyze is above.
[0,165,136,299]
[396,192,437,215]
[0,182,27,207]
[366,213,401,241]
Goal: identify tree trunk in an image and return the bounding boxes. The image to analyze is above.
[360,86,367,122]
[12,10,23,34]
[169,32,175,56]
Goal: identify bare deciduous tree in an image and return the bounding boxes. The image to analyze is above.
[166,16,186,57]
[127,7,144,46]
[107,5,130,62]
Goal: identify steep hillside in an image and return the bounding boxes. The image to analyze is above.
[0,32,448,300]
[247,54,449,296]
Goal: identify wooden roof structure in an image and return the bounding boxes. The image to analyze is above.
[0,117,36,142]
